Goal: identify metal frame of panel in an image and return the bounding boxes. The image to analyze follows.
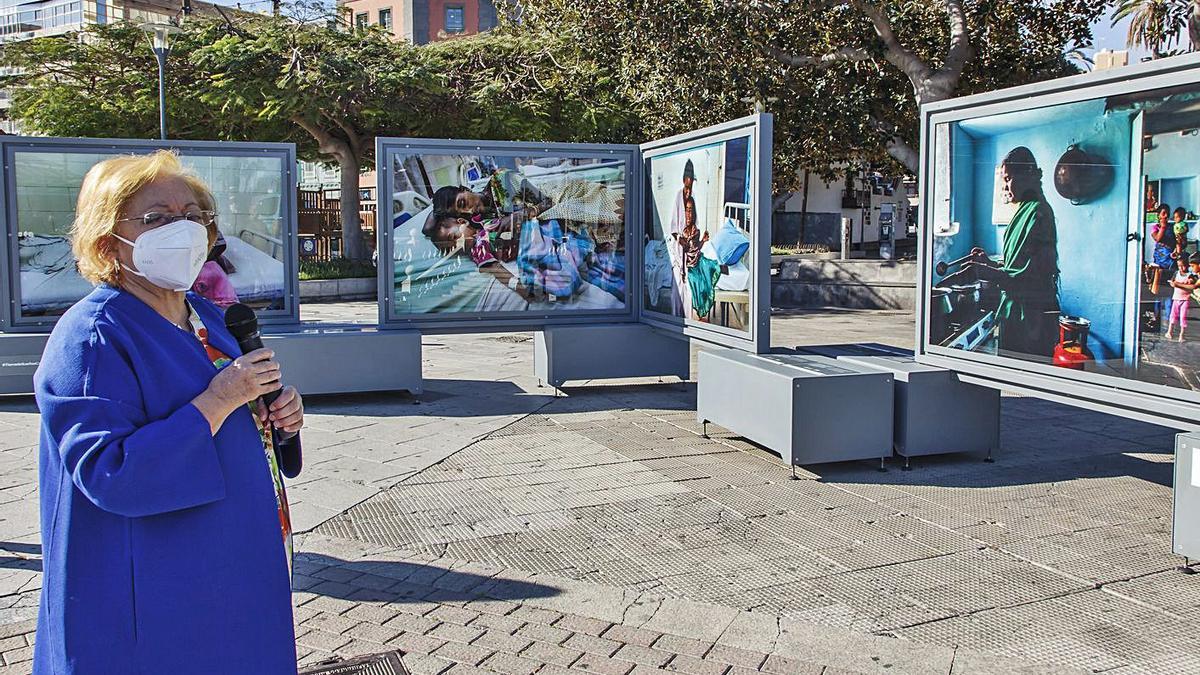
[375,136,641,333]
[0,136,300,331]
[639,113,774,354]
[915,53,1200,430]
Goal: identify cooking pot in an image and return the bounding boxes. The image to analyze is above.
[947,282,982,325]
[1054,144,1114,205]
[930,287,952,343]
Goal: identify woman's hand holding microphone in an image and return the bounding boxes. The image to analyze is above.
[192,348,298,435]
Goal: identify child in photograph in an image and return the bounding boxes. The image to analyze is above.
[1150,203,1176,294]
[680,196,720,321]
[1172,207,1190,261]
[433,169,549,222]
[422,206,541,300]
[1166,252,1199,341]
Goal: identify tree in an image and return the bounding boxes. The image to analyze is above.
[190,15,443,260]
[1112,0,1196,57]
[753,0,1107,172]
[509,0,1105,200]
[1,9,627,260]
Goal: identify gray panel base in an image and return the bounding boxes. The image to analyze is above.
[1173,433,1200,561]
[802,344,1000,461]
[0,333,49,395]
[0,326,423,397]
[263,326,423,396]
[696,348,894,467]
[534,323,690,388]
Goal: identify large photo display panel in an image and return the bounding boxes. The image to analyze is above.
[386,149,629,318]
[6,141,292,326]
[643,135,756,334]
[925,81,1200,395]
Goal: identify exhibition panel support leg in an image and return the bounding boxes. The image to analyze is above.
[265,328,423,396]
[534,323,690,389]
[696,349,893,469]
[1172,433,1200,568]
[801,347,1001,464]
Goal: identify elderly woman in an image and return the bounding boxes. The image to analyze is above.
[34,151,302,674]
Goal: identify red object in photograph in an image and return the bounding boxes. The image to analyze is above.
[1053,316,1093,369]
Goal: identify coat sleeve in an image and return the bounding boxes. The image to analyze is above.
[35,320,226,518]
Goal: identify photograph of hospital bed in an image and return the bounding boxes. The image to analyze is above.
[643,135,754,332]
[389,153,627,315]
[17,229,286,317]
[11,150,288,318]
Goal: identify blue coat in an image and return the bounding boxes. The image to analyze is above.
[34,286,296,674]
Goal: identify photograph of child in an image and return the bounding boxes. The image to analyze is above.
[390,154,627,315]
[644,137,754,332]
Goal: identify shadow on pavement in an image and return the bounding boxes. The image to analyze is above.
[0,397,38,413]
[0,542,41,572]
[304,379,694,418]
[294,553,561,605]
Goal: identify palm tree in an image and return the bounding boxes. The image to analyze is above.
[1113,0,1193,58]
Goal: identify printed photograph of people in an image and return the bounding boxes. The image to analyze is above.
[389,153,627,315]
[927,85,1200,391]
[644,137,754,332]
[14,150,287,318]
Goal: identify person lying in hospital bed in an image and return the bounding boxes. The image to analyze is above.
[432,169,625,250]
[421,204,544,301]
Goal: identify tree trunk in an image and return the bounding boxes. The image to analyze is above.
[290,115,368,261]
[799,169,810,246]
[338,154,367,260]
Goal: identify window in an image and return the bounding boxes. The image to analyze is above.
[378,7,391,31]
[444,6,464,33]
[355,12,368,30]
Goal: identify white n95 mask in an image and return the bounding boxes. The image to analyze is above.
[114,220,210,292]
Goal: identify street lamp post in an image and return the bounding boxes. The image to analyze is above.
[139,23,182,141]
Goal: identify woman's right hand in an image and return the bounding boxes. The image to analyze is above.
[192,348,282,434]
[210,348,281,406]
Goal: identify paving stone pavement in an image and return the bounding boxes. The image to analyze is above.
[0,305,1190,674]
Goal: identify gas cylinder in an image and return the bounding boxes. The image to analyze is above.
[1053,316,1093,369]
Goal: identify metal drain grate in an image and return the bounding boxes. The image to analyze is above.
[300,650,410,674]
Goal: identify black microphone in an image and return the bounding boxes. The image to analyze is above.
[224,303,302,478]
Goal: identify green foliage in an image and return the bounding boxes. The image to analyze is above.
[0,0,1111,213]
[299,258,376,280]
[1113,0,1194,57]
[507,0,1106,187]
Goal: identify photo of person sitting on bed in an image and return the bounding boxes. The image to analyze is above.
[390,153,628,316]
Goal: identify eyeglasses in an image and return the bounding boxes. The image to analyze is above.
[117,210,217,228]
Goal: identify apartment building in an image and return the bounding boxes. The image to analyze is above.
[341,0,498,44]
[0,0,225,43]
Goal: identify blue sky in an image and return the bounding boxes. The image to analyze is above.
[1090,7,1153,62]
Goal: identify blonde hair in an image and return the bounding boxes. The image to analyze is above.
[71,150,218,286]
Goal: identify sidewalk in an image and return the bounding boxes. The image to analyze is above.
[0,307,1192,674]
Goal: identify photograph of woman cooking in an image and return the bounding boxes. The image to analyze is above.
[928,84,1200,392]
[389,153,627,315]
[938,146,1061,360]
[644,137,754,333]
